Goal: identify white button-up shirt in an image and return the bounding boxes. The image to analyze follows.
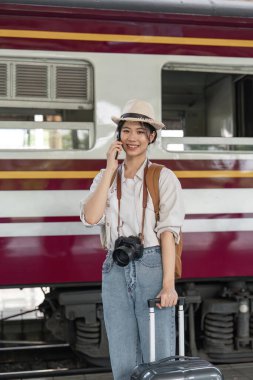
[80,159,185,250]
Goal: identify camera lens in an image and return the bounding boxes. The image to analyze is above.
[112,246,134,267]
[112,235,143,267]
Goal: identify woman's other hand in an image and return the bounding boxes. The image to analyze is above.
[155,286,178,309]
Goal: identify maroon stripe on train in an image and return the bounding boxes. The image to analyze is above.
[1,159,253,171]
[0,231,252,286]
[179,178,253,189]
[1,21,253,42]
[1,38,253,57]
[185,213,253,219]
[0,179,93,191]
[1,6,253,39]
[2,3,253,57]
[1,178,253,190]
[1,160,253,190]
[1,213,253,224]
[0,235,105,286]
[0,159,108,171]
[0,216,81,223]
[1,4,253,29]
[1,177,253,191]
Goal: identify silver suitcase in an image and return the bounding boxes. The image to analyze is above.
[131,297,224,379]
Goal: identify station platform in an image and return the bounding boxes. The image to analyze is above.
[5,362,253,380]
[219,362,253,380]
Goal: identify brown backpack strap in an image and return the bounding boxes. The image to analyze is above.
[146,163,164,221]
[146,163,183,279]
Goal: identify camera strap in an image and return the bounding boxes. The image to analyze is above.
[116,160,149,244]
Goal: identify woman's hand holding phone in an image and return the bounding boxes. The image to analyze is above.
[106,139,122,172]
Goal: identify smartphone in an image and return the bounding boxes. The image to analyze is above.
[115,131,120,160]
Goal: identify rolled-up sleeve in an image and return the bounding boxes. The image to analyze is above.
[80,169,106,227]
[154,168,185,243]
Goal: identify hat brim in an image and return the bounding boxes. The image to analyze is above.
[111,116,165,130]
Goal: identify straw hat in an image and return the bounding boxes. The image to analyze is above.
[111,99,165,130]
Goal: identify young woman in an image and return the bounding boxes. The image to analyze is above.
[80,99,185,380]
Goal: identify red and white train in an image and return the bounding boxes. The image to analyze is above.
[0,0,253,365]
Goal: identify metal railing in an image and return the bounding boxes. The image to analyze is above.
[162,137,253,153]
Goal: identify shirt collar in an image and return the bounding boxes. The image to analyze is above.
[122,158,149,182]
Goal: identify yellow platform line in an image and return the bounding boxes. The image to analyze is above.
[1,29,253,48]
[1,170,253,179]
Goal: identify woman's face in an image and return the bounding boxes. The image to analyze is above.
[120,121,155,158]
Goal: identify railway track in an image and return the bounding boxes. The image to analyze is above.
[0,343,112,379]
[1,344,253,380]
[0,368,112,380]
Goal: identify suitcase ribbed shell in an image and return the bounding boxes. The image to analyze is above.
[131,357,224,379]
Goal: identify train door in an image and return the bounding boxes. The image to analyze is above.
[161,59,253,362]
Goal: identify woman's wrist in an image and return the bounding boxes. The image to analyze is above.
[162,278,175,289]
[105,166,116,176]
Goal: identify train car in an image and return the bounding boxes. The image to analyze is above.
[0,0,253,366]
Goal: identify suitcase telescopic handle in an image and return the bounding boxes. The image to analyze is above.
[148,297,185,308]
[147,297,185,362]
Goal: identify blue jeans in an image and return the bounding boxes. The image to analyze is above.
[102,246,175,380]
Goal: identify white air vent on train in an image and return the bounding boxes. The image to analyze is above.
[15,64,48,98]
[0,58,93,109]
[0,64,7,97]
[56,66,89,100]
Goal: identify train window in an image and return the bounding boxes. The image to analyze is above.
[0,126,91,150]
[0,58,94,150]
[162,66,253,153]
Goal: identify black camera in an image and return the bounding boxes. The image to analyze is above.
[112,235,144,267]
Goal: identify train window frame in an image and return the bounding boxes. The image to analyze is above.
[161,60,253,154]
[0,57,95,152]
[0,121,94,150]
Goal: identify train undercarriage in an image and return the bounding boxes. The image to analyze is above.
[2,279,253,369]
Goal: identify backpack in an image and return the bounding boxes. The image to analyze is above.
[146,164,183,279]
